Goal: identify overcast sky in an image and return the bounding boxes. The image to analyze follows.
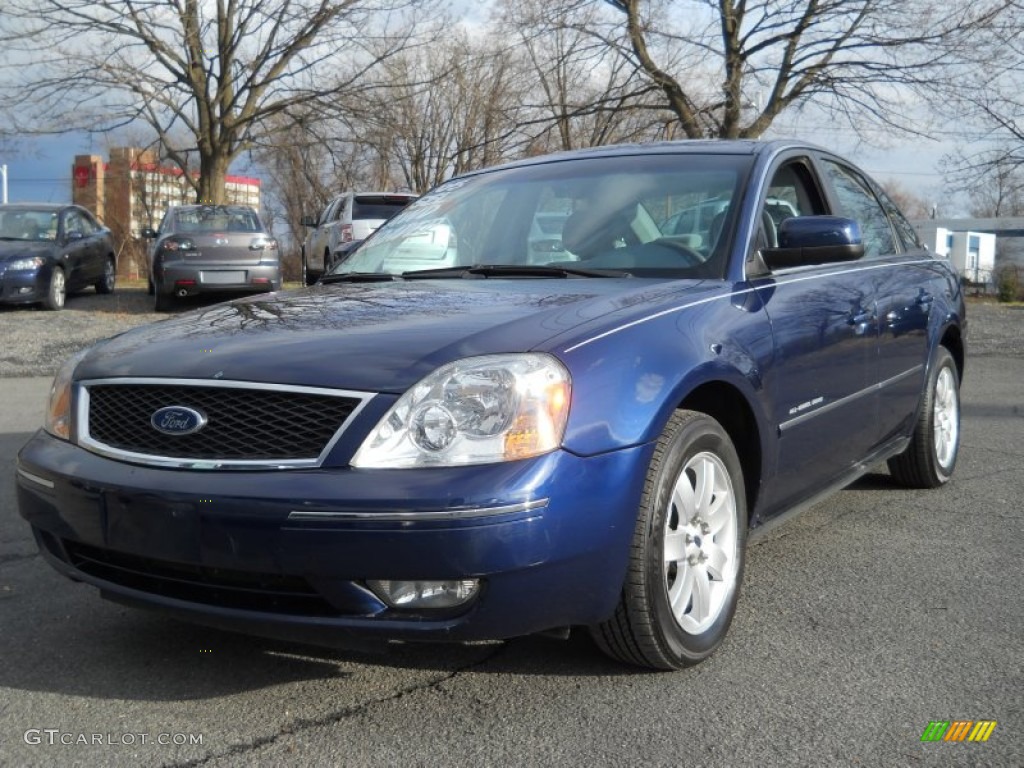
[0,0,981,218]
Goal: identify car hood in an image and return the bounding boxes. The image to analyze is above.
[77,279,709,392]
[0,240,53,259]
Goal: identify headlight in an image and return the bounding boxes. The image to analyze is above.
[44,348,89,441]
[7,256,44,270]
[352,354,571,468]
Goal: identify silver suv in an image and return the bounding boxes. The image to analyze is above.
[301,192,417,284]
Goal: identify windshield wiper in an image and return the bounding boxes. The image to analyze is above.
[403,264,631,279]
[319,272,402,284]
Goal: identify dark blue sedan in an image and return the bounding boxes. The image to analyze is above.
[0,203,117,309]
[16,141,965,669]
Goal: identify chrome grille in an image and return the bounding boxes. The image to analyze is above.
[81,379,369,467]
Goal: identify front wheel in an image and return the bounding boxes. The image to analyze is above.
[591,410,747,670]
[43,267,66,311]
[887,346,960,488]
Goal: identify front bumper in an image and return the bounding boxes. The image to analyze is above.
[0,266,46,304]
[17,430,652,644]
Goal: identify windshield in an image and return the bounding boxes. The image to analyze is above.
[334,153,751,279]
[0,209,58,241]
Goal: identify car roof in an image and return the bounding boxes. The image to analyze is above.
[451,139,828,178]
[170,204,257,213]
[330,191,417,201]
[0,203,73,212]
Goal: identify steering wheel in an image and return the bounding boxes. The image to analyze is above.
[651,238,704,266]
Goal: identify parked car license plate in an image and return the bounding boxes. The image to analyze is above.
[201,271,246,284]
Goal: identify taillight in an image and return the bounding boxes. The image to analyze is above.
[161,237,196,252]
[340,223,353,243]
[249,237,278,251]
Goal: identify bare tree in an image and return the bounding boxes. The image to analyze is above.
[878,180,933,220]
[253,109,390,279]
[496,0,668,154]
[356,31,530,192]
[940,4,1024,199]
[521,0,1012,140]
[0,0,424,204]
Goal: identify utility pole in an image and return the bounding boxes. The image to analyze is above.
[1,164,7,204]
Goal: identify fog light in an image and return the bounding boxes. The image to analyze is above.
[367,578,480,610]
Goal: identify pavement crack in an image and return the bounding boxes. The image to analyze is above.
[164,643,508,768]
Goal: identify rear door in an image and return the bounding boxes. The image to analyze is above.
[756,155,881,510]
[817,159,933,446]
[60,209,100,288]
[311,195,344,272]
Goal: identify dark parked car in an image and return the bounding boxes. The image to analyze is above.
[17,141,964,669]
[143,204,280,311]
[0,203,116,310]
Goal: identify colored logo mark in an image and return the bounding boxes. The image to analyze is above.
[920,720,997,742]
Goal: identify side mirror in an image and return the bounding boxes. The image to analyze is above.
[141,227,157,239]
[762,216,865,270]
[301,215,317,228]
[65,231,84,242]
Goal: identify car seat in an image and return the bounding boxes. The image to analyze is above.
[561,209,634,260]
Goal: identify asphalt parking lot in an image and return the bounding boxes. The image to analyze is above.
[0,296,1021,767]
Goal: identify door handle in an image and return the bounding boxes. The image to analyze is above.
[847,308,875,325]
[847,305,876,336]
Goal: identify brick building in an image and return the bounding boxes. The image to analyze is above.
[71,147,261,277]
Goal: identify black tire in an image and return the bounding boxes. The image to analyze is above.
[887,346,960,488]
[147,276,154,295]
[43,266,66,311]
[591,410,747,670]
[95,256,116,294]
[154,290,174,312]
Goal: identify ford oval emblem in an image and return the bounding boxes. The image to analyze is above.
[150,406,207,436]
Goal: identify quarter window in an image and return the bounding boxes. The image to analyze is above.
[875,188,922,253]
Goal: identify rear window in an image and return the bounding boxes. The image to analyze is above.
[173,208,261,233]
[352,196,415,221]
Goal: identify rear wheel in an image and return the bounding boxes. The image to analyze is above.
[888,346,960,488]
[591,410,747,670]
[95,256,116,294]
[154,289,174,312]
[43,267,66,311]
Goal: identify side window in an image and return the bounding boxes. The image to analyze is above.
[761,161,826,249]
[320,198,340,226]
[63,212,83,237]
[820,160,897,259]
[75,211,96,235]
[330,196,349,223]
